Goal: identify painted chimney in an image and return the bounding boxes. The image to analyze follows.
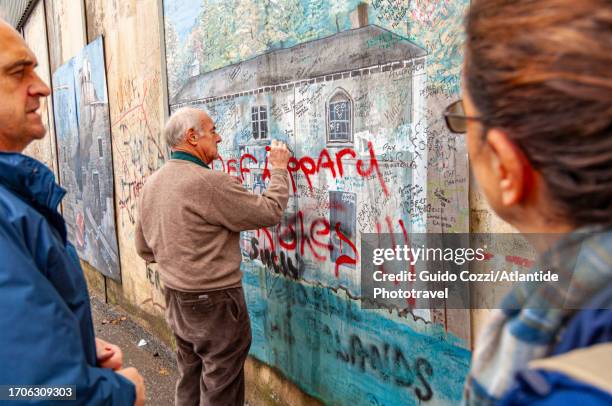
[350,3,369,29]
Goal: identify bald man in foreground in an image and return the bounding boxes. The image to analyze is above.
[0,18,144,405]
[136,107,290,405]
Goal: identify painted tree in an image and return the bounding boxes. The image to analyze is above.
[164,22,192,96]
[261,0,304,48]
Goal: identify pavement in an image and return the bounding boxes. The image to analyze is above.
[90,293,178,405]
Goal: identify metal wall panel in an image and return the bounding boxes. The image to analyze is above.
[0,0,37,29]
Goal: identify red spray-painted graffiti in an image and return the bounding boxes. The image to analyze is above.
[215,141,389,196]
[217,141,534,309]
[250,209,358,278]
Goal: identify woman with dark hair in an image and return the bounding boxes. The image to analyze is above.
[445,0,612,404]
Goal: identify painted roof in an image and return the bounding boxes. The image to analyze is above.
[172,24,426,105]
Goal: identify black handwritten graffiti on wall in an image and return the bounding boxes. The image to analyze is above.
[266,308,434,402]
[145,265,162,291]
[141,264,165,311]
[249,237,305,279]
[342,335,434,402]
[260,273,434,402]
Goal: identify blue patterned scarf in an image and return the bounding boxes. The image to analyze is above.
[463,228,612,405]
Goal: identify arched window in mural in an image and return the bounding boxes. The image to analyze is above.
[327,88,353,145]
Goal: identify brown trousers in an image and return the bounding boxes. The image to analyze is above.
[164,286,252,406]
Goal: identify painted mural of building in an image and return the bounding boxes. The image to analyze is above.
[167,12,472,406]
[172,22,428,295]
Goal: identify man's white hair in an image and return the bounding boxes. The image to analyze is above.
[164,107,206,148]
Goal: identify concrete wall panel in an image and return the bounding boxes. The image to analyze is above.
[22,0,58,175]
[84,0,167,315]
[45,0,87,72]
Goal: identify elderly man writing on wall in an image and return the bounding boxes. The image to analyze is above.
[0,18,145,405]
[135,107,290,405]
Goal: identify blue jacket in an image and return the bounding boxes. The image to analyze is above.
[0,153,135,404]
[499,364,612,405]
[553,283,612,355]
[499,273,612,405]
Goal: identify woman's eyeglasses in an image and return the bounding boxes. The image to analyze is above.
[443,100,483,134]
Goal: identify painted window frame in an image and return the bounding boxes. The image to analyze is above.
[92,170,100,205]
[326,88,353,146]
[97,136,104,158]
[251,105,268,140]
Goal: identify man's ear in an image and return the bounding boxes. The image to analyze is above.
[186,128,198,146]
[485,129,531,206]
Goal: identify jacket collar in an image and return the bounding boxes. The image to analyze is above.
[0,152,65,213]
[170,151,210,169]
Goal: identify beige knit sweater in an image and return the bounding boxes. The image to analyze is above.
[135,159,289,292]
